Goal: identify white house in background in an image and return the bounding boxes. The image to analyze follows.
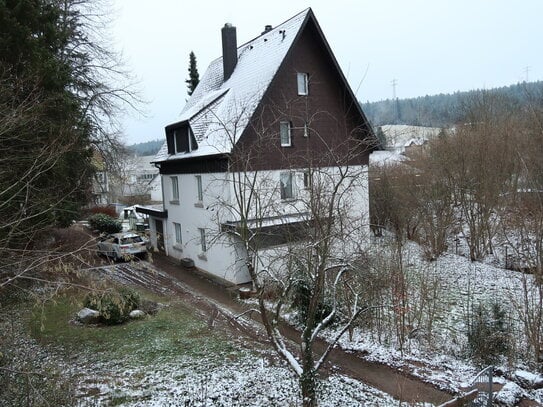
[380,125,441,153]
[138,9,377,284]
[369,125,442,167]
[129,155,162,202]
[113,155,162,202]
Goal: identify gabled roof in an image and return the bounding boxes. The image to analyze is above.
[155,8,373,163]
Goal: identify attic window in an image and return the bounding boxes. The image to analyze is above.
[297,72,309,95]
[167,124,198,155]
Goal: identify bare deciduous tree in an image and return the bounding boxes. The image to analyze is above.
[206,102,375,405]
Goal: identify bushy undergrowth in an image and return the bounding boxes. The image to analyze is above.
[1,298,77,406]
[84,287,140,325]
[467,301,511,366]
[291,279,337,327]
[88,213,122,234]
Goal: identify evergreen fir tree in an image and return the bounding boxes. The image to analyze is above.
[0,0,136,247]
[185,51,200,96]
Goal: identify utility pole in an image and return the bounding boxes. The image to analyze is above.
[391,78,397,100]
[391,78,399,122]
[524,66,530,82]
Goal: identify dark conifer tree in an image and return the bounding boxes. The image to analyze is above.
[0,0,136,247]
[185,51,200,96]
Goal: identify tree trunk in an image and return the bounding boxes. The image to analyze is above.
[300,347,317,407]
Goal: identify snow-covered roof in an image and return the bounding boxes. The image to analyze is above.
[155,9,311,163]
[380,125,441,149]
[369,150,407,166]
[224,212,311,230]
[134,155,158,172]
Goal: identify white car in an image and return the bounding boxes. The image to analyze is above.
[97,232,148,261]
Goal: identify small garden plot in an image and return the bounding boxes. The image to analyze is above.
[18,288,398,406]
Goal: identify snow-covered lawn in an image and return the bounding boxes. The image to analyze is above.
[68,354,399,406]
[319,239,543,405]
[1,288,400,406]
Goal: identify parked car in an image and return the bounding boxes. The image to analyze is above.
[97,232,148,261]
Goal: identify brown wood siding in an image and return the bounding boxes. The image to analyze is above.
[233,19,373,172]
[159,155,229,175]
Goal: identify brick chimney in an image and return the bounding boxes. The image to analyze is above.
[221,23,237,82]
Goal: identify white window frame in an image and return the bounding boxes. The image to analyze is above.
[303,170,311,189]
[199,228,207,252]
[188,128,193,153]
[280,171,294,200]
[174,222,182,244]
[297,72,309,95]
[170,176,179,202]
[280,121,291,147]
[172,130,178,154]
[196,175,203,203]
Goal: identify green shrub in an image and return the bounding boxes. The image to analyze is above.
[467,301,511,366]
[83,287,141,325]
[88,213,122,234]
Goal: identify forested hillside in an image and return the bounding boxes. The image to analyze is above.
[127,139,163,156]
[362,80,543,127]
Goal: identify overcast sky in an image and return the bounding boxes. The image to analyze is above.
[111,0,543,145]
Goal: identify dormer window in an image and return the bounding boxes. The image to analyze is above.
[297,72,309,95]
[166,123,198,155]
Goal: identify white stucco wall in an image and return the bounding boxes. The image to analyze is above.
[160,164,370,284]
[254,165,370,278]
[149,175,162,202]
[161,172,251,284]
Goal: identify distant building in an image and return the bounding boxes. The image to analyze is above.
[370,125,442,166]
[110,155,162,204]
[91,149,110,205]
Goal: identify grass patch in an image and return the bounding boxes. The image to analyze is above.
[28,289,240,367]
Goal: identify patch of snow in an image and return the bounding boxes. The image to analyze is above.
[513,369,543,389]
[494,381,524,406]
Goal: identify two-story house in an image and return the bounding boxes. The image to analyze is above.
[138,9,377,284]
